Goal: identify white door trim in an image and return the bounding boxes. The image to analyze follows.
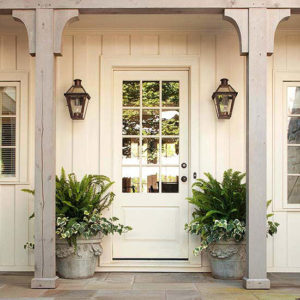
[98,55,203,272]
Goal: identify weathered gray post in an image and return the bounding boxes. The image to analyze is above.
[13,8,78,289]
[225,8,290,289]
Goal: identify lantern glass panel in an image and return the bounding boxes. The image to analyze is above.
[69,96,86,119]
[218,95,233,117]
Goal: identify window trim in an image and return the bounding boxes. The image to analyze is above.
[0,82,20,181]
[274,72,300,211]
[0,71,29,184]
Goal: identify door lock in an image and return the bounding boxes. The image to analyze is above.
[181,176,188,182]
[181,162,187,169]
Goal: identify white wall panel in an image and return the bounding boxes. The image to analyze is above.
[0,185,15,266]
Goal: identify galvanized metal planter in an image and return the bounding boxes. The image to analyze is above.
[208,239,246,280]
[56,234,103,279]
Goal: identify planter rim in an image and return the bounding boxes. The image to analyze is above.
[56,233,103,244]
[211,238,246,245]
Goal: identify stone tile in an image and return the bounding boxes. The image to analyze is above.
[133,282,197,291]
[84,281,133,290]
[166,289,202,300]
[0,284,46,298]
[254,293,300,300]
[42,289,97,298]
[93,289,165,299]
[0,298,55,300]
[254,287,300,295]
[195,280,248,295]
[105,272,135,283]
[200,293,258,300]
[134,272,207,283]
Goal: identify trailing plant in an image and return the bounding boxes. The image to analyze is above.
[23,168,132,249]
[185,169,279,255]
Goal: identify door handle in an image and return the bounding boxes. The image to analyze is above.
[181,176,187,182]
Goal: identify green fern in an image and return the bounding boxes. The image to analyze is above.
[187,169,246,227]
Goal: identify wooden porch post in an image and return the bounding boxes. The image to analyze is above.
[225,8,290,289]
[13,8,78,289]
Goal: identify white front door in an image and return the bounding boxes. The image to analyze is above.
[112,70,189,260]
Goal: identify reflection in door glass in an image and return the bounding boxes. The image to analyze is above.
[122,138,139,165]
[161,167,179,193]
[122,109,140,135]
[288,176,300,203]
[142,167,159,193]
[287,87,300,114]
[162,110,179,136]
[161,138,179,165]
[142,81,159,107]
[142,109,159,135]
[162,81,179,107]
[123,81,140,107]
[288,117,300,144]
[142,138,159,164]
[122,167,140,193]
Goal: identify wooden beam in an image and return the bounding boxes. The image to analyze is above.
[245,8,270,289]
[2,0,300,10]
[31,8,57,289]
[36,0,300,9]
[224,8,290,290]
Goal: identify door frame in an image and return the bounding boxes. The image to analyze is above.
[98,56,204,272]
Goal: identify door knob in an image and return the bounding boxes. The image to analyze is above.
[181,176,187,182]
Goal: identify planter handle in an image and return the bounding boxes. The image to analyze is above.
[92,244,103,256]
[209,247,238,259]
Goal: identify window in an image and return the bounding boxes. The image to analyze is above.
[121,80,180,193]
[287,87,300,204]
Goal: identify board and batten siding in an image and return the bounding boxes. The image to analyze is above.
[0,26,299,272]
[0,32,35,271]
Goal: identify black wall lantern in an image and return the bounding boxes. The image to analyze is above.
[212,78,238,119]
[64,79,91,120]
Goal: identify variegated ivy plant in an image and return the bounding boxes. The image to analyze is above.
[23,168,132,249]
[185,169,279,256]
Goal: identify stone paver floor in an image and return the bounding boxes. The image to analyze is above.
[0,272,300,299]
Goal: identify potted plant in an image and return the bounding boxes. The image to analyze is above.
[23,168,132,279]
[185,169,278,280]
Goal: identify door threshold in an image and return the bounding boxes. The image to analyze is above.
[97,260,207,272]
[113,258,189,261]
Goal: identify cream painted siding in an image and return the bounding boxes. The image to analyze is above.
[0,32,35,271]
[55,31,246,271]
[0,26,299,272]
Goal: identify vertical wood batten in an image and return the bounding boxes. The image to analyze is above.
[17,33,29,70]
[56,35,73,174]
[228,35,246,173]
[32,8,57,287]
[73,35,88,178]
[199,34,216,178]
[215,34,231,179]
[2,35,17,70]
